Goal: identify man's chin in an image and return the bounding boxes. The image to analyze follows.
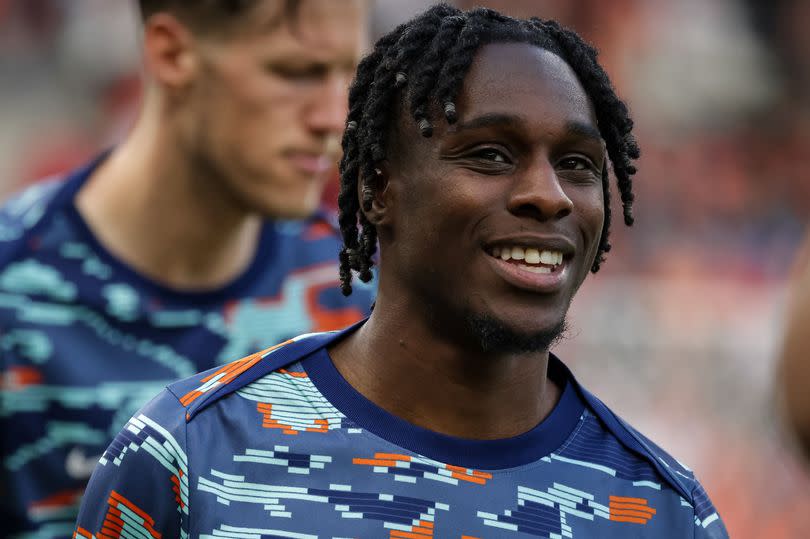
[253,190,322,220]
[268,204,319,220]
[463,312,568,355]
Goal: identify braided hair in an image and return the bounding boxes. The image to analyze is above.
[338,3,640,296]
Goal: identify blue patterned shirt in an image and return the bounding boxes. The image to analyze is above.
[75,323,728,538]
[0,156,374,538]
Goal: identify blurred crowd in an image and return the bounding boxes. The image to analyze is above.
[0,0,808,537]
[489,0,810,282]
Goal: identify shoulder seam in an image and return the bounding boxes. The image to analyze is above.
[154,384,192,535]
[0,181,66,269]
[164,384,184,406]
[180,344,290,421]
[180,328,350,422]
[619,415,696,503]
[579,386,695,502]
[183,384,193,538]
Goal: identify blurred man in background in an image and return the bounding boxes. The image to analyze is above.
[0,1,371,537]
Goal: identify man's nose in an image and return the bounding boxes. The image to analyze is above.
[506,159,574,221]
[306,72,351,135]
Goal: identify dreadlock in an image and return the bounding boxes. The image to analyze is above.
[338,3,640,296]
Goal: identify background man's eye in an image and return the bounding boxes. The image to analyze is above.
[268,64,329,81]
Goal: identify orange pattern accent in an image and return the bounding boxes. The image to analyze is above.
[1,365,43,389]
[256,402,329,435]
[304,221,335,241]
[352,458,401,467]
[445,464,493,485]
[30,488,83,509]
[170,469,185,509]
[389,519,435,538]
[609,495,656,525]
[375,453,413,461]
[223,263,364,332]
[179,341,292,406]
[98,491,161,539]
[278,368,309,378]
[353,453,492,485]
[304,275,365,332]
[73,527,93,539]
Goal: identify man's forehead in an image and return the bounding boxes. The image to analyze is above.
[457,43,597,127]
[239,0,368,42]
[467,45,590,105]
[215,0,366,63]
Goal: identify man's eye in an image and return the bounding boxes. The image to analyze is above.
[558,157,593,171]
[473,148,509,163]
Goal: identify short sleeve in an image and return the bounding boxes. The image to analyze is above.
[74,389,190,539]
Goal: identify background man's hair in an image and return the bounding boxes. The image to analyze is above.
[337,3,640,296]
[137,0,301,33]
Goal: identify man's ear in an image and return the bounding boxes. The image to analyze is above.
[142,13,198,91]
[358,161,392,226]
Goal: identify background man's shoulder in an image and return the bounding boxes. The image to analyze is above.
[0,178,65,252]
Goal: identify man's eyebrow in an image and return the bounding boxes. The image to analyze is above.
[453,113,524,131]
[565,121,603,142]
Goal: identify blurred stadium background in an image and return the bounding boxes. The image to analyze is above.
[1,0,807,536]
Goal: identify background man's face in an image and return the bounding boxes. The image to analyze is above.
[379,43,605,352]
[186,0,368,219]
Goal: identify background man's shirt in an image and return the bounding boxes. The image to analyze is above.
[0,157,374,539]
[75,325,728,538]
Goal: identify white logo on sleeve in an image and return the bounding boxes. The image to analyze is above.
[66,447,102,480]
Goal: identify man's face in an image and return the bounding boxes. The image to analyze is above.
[184,0,367,219]
[379,43,605,352]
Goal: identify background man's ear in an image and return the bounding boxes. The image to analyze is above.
[358,161,392,226]
[142,13,198,91]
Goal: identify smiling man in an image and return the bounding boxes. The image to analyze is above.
[74,5,728,538]
[1,1,371,538]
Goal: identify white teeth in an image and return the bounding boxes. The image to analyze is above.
[524,248,541,264]
[490,245,564,266]
[539,250,557,264]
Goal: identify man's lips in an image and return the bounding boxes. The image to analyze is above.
[486,252,570,293]
[287,152,334,175]
[482,236,575,293]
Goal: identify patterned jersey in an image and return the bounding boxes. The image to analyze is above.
[0,156,374,539]
[74,323,728,539]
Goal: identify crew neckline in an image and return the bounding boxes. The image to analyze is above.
[56,153,280,304]
[303,344,585,470]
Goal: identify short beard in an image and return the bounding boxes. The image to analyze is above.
[463,312,569,355]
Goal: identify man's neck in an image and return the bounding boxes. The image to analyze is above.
[75,110,264,291]
[329,291,562,440]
